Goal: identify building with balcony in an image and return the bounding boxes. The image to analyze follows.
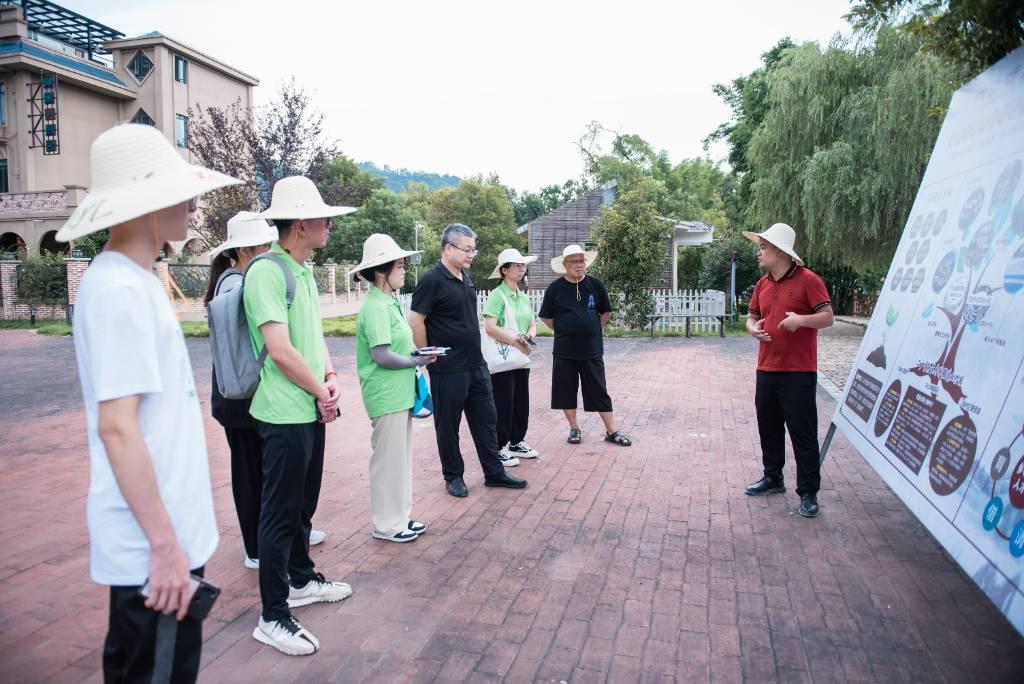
[0,0,258,259]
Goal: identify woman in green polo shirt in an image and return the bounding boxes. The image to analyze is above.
[355,234,436,543]
[483,248,540,462]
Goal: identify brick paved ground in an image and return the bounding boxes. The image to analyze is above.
[1,329,1021,683]
[816,321,866,394]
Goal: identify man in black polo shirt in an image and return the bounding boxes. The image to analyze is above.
[539,244,631,447]
[409,223,528,498]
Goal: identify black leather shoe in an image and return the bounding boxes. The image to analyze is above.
[446,477,468,498]
[799,494,819,518]
[484,471,528,489]
[745,477,785,496]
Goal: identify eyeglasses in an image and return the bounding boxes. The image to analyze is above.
[447,243,478,257]
[564,259,586,266]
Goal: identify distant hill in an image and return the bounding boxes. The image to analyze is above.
[358,162,461,193]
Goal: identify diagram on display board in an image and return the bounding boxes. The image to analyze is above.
[832,46,1024,635]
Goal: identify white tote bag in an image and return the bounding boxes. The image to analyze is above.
[481,290,530,374]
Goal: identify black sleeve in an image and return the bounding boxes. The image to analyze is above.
[596,279,613,314]
[538,282,556,319]
[410,273,435,316]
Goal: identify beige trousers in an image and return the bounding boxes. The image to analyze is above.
[369,410,413,536]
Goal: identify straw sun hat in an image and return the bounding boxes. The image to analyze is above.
[353,234,421,281]
[208,211,279,258]
[489,248,538,279]
[742,223,804,266]
[258,176,358,221]
[56,124,242,242]
[551,244,598,274]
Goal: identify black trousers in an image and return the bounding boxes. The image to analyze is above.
[755,371,821,495]
[256,421,324,621]
[103,567,205,684]
[429,365,505,481]
[225,427,262,559]
[491,368,530,448]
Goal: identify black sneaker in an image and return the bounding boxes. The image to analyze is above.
[799,494,819,518]
[745,477,786,496]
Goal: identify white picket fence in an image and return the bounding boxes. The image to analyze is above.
[396,288,726,334]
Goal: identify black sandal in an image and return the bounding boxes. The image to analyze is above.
[605,431,632,446]
[567,428,582,444]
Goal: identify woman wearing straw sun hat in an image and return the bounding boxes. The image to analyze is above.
[741,222,833,519]
[483,248,540,463]
[57,123,240,682]
[355,234,436,543]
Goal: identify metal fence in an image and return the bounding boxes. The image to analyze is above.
[168,263,211,299]
[313,265,330,293]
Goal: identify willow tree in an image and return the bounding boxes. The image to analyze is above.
[746,27,956,269]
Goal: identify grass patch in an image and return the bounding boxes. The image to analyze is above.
[322,315,358,336]
[181,321,210,338]
[0,319,72,335]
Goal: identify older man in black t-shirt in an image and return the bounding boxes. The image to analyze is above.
[539,244,632,447]
[409,223,528,498]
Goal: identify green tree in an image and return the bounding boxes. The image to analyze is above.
[697,233,760,298]
[18,253,68,306]
[314,154,385,209]
[746,28,956,269]
[704,38,797,226]
[510,178,591,226]
[321,188,423,289]
[846,0,1024,77]
[424,175,521,287]
[591,179,669,329]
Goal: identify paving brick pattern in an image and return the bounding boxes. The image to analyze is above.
[0,330,1021,683]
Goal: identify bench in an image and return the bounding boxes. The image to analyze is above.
[647,314,727,338]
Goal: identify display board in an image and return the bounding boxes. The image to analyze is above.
[832,47,1024,635]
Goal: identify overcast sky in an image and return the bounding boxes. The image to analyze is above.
[79,0,853,192]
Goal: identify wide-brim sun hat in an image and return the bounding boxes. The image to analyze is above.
[353,233,421,281]
[489,248,538,278]
[258,176,358,220]
[56,123,242,242]
[551,244,598,274]
[742,222,804,266]
[208,211,279,258]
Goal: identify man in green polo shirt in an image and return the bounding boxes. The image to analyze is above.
[243,176,356,657]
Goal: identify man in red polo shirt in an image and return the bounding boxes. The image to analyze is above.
[742,223,834,517]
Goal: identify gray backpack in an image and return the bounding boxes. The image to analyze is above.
[208,252,295,400]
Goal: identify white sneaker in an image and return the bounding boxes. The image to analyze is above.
[309,529,326,546]
[509,441,539,458]
[372,529,419,543]
[253,616,319,656]
[287,573,352,608]
[244,556,259,570]
[498,448,520,467]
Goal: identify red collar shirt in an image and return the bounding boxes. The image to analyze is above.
[748,264,831,372]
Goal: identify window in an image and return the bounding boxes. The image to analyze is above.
[175,114,188,147]
[130,108,155,126]
[0,82,6,126]
[174,55,188,83]
[0,160,8,193]
[127,51,153,82]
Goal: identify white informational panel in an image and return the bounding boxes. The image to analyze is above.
[832,47,1024,635]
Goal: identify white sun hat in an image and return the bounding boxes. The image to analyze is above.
[257,176,358,220]
[56,124,242,242]
[208,211,279,258]
[742,222,804,266]
[489,248,538,278]
[353,233,421,280]
[551,244,598,274]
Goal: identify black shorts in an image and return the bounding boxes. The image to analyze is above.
[551,356,613,412]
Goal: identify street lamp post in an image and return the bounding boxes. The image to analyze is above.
[413,223,422,285]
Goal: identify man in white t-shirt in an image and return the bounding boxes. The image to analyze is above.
[57,124,241,683]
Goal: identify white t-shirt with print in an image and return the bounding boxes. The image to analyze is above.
[73,251,218,586]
